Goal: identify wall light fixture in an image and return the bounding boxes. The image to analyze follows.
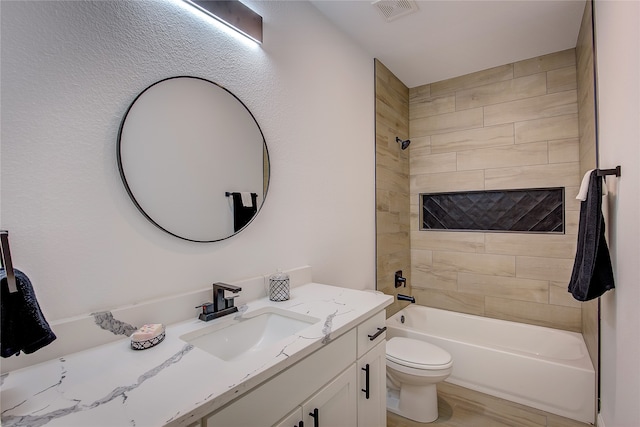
[183,0,263,44]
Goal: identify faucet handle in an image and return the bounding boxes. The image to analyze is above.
[224,294,240,309]
[195,302,214,314]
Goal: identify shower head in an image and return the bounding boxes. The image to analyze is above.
[396,137,411,150]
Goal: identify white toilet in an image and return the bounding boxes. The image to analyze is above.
[386,336,453,423]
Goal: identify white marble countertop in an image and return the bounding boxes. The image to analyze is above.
[1,283,392,427]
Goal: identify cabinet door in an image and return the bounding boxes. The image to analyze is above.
[274,407,303,427]
[303,365,357,427]
[357,341,387,427]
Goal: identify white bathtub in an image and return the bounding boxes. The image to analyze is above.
[386,305,595,424]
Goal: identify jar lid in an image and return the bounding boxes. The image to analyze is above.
[270,270,289,280]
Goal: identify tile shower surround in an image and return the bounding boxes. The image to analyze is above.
[377,48,583,332]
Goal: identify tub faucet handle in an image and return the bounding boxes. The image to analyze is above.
[395,270,407,288]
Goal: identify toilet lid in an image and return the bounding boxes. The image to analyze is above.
[387,337,452,368]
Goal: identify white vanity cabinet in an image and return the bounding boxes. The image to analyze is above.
[202,310,387,427]
[275,365,357,427]
[356,311,387,427]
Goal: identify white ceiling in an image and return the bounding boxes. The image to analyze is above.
[308,0,587,88]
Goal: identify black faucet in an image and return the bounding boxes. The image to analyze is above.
[197,282,242,321]
[397,294,415,303]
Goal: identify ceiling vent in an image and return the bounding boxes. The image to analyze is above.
[372,0,419,22]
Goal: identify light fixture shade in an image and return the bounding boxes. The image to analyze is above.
[186,0,263,44]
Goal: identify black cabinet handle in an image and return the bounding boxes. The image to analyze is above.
[294,422,303,427]
[309,408,319,427]
[361,363,370,399]
[368,326,386,341]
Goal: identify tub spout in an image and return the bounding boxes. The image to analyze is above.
[397,294,415,303]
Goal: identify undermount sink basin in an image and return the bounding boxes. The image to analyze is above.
[180,307,320,362]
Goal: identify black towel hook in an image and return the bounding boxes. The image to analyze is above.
[1,230,18,293]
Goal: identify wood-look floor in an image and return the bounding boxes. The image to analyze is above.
[387,382,593,427]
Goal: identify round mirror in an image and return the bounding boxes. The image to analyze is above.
[117,76,269,242]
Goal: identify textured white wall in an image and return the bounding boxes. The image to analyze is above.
[594,1,640,426]
[1,1,376,320]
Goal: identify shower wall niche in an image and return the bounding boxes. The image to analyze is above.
[421,188,565,233]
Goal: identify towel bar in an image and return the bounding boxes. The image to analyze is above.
[0,230,18,293]
[225,191,258,197]
[596,166,621,177]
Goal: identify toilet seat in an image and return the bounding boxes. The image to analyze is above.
[386,337,452,370]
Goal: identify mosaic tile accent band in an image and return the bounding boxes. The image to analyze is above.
[421,188,564,233]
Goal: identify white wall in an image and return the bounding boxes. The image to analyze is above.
[0,1,376,321]
[594,1,640,426]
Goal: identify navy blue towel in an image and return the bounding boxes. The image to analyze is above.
[230,192,257,232]
[1,268,56,357]
[568,171,615,301]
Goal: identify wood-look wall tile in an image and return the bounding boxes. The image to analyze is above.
[564,186,582,211]
[376,211,401,234]
[484,162,579,190]
[376,231,409,257]
[485,296,582,331]
[411,248,433,266]
[513,49,576,78]
[413,288,486,316]
[376,188,390,212]
[375,59,409,100]
[564,209,580,235]
[376,92,408,119]
[484,90,578,126]
[434,251,516,277]
[547,66,577,93]
[516,256,574,282]
[412,265,458,290]
[456,73,546,110]
[409,84,430,104]
[388,189,410,214]
[378,248,406,270]
[375,145,402,171]
[410,94,455,120]
[375,78,408,112]
[549,138,579,164]
[431,124,514,154]
[408,134,431,151]
[485,233,576,259]
[550,281,581,308]
[376,59,411,313]
[411,108,484,137]
[408,148,432,176]
[514,114,579,144]
[458,273,549,303]
[411,230,485,253]
[579,138,597,176]
[412,169,485,193]
[376,165,408,192]
[457,141,548,171]
[430,64,513,96]
[376,103,407,131]
[410,152,457,175]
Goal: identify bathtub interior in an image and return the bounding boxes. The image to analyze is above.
[386,306,596,424]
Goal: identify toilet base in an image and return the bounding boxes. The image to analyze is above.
[386,384,439,423]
